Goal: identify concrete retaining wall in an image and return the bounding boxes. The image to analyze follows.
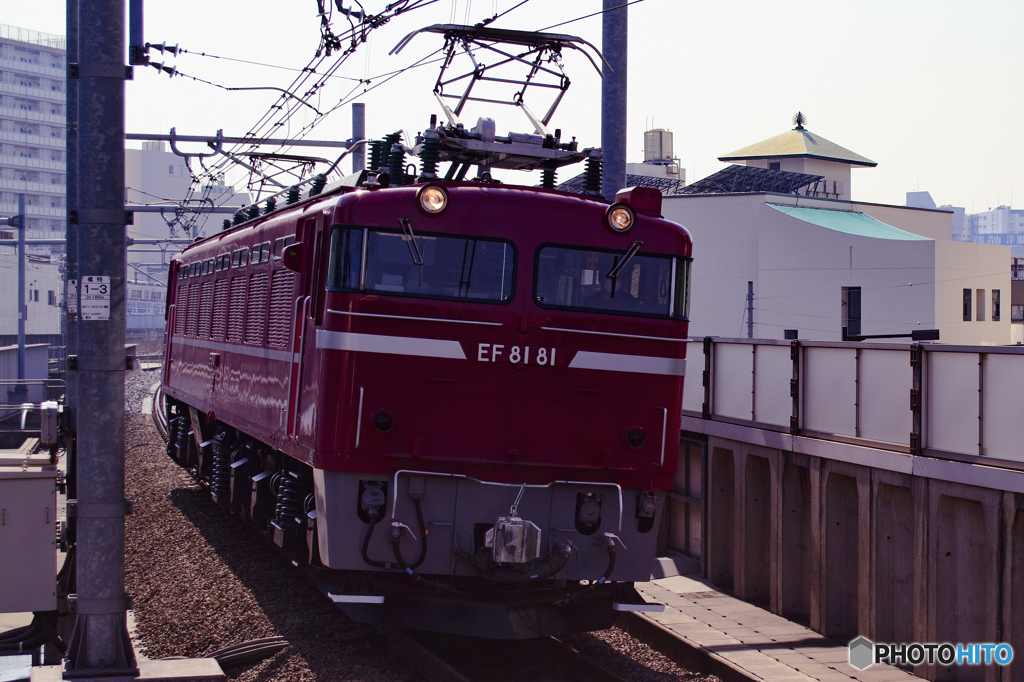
[702,434,1022,681]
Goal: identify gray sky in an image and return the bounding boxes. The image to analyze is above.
[8,0,1024,212]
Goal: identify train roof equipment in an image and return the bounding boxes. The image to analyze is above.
[390,24,607,177]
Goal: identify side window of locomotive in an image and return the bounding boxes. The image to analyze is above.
[534,245,683,318]
[259,241,272,264]
[233,248,249,268]
[328,227,514,303]
[273,236,295,260]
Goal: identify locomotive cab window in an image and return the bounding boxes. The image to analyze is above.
[534,245,690,319]
[327,226,514,303]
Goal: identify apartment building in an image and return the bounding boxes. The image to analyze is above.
[0,24,66,249]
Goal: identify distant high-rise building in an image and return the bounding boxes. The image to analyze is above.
[0,24,67,250]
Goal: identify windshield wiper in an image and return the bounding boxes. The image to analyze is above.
[399,217,424,265]
[605,240,642,280]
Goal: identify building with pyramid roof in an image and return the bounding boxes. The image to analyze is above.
[659,115,1010,345]
[718,112,875,201]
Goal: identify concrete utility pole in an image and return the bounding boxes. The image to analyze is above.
[601,0,627,202]
[65,0,79,503]
[63,0,138,675]
[17,193,26,395]
[352,102,365,174]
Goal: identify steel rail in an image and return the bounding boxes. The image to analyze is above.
[391,628,633,682]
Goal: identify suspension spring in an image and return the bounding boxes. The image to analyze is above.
[211,430,232,501]
[274,474,305,527]
[175,415,191,467]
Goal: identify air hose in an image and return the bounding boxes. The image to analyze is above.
[360,508,389,568]
[555,535,617,606]
[408,497,428,570]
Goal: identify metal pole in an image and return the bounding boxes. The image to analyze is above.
[17,193,26,390]
[128,0,144,64]
[61,0,80,641]
[600,0,627,202]
[746,281,754,339]
[64,0,138,674]
[352,102,365,174]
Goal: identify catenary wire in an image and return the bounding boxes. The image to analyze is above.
[540,0,647,32]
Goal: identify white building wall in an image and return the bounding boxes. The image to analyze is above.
[663,193,1010,346]
[125,144,249,274]
[662,195,762,338]
[755,207,936,340]
[933,240,1010,345]
[0,250,61,336]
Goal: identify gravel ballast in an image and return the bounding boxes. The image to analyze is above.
[122,369,717,681]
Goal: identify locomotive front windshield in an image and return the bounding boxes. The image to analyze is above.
[534,245,691,319]
[327,226,514,303]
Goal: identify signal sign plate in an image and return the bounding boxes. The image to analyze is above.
[80,276,110,321]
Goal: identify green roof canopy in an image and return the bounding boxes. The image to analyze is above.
[721,128,876,167]
[770,205,930,241]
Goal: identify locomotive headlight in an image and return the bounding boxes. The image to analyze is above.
[417,185,448,215]
[606,203,635,233]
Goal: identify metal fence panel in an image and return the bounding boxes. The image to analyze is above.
[803,346,857,437]
[753,343,792,428]
[713,343,753,420]
[859,349,911,445]
[981,353,1024,461]
[927,352,980,456]
[682,355,703,414]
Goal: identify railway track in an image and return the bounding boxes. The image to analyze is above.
[151,385,168,442]
[393,628,634,682]
[141,380,712,682]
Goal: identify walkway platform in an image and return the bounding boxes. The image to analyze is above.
[622,574,920,682]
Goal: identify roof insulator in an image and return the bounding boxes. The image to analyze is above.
[308,174,327,197]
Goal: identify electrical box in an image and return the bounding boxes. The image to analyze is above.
[0,468,57,613]
[40,401,60,446]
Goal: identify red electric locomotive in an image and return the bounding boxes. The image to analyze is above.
[161,25,692,639]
